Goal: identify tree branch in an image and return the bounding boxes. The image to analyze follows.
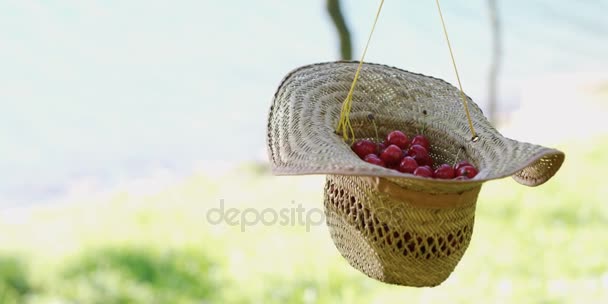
[326,0,353,60]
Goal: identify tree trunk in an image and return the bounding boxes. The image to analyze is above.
[326,0,353,60]
[487,0,502,125]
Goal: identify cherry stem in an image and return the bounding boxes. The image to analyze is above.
[368,114,380,143]
[453,147,462,165]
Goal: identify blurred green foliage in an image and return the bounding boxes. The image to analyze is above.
[0,136,606,303]
[58,247,217,304]
[0,256,31,304]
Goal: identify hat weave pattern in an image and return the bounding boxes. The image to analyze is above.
[267,61,564,286]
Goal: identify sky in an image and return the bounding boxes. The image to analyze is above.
[0,0,607,205]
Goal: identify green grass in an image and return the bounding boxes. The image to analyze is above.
[0,136,607,303]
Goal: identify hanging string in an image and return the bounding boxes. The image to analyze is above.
[336,0,385,143]
[337,0,478,142]
[434,0,478,140]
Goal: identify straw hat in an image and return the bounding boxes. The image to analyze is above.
[266,61,564,287]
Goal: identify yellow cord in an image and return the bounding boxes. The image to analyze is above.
[336,0,385,143]
[337,0,478,142]
[434,0,478,140]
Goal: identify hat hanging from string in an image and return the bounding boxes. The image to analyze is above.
[266,0,564,287]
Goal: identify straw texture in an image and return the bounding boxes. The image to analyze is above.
[324,175,479,286]
[266,61,565,286]
[267,61,564,187]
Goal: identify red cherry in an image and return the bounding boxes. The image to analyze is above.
[380,144,404,166]
[413,166,433,178]
[418,155,434,167]
[397,156,418,174]
[386,163,400,171]
[407,145,433,166]
[411,135,430,150]
[407,144,428,157]
[434,164,456,179]
[453,176,469,181]
[454,161,473,171]
[351,140,377,159]
[457,165,478,178]
[364,154,385,167]
[386,130,409,149]
[377,142,387,154]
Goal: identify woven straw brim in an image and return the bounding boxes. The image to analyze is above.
[267,61,564,191]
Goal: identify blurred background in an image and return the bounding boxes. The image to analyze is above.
[0,0,607,303]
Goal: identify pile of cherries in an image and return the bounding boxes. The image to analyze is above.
[351,130,478,179]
